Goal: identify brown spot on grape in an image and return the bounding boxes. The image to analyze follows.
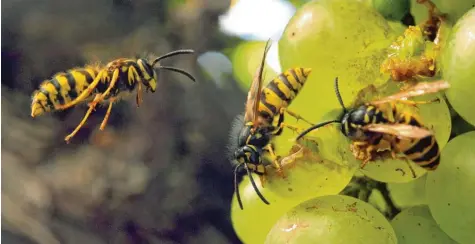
[288,187,293,192]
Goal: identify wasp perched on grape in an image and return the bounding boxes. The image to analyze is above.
[31,49,196,143]
[296,78,450,178]
[230,39,313,210]
[380,0,447,84]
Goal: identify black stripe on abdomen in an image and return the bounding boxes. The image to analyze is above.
[267,80,291,103]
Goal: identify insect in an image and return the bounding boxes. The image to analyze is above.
[31,49,196,143]
[231,39,313,210]
[296,77,450,177]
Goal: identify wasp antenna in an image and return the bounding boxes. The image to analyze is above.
[152,49,195,66]
[156,66,196,82]
[234,163,244,210]
[244,163,270,207]
[296,120,341,141]
[334,77,347,112]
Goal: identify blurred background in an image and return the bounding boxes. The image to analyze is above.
[1,0,307,243]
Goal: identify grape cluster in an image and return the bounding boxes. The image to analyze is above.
[229,0,475,243]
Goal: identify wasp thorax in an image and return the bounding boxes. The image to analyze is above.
[237,125,271,149]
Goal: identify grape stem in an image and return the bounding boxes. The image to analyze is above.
[341,176,401,219]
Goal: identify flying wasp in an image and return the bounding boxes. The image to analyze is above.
[296,78,450,177]
[31,49,196,143]
[231,39,313,210]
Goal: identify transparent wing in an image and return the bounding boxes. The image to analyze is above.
[371,80,450,105]
[244,39,272,128]
[364,123,433,139]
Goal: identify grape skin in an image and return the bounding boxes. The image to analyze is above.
[387,174,427,208]
[391,205,458,244]
[442,7,475,126]
[265,195,397,244]
[426,131,475,244]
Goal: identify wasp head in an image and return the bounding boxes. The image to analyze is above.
[234,145,261,166]
[341,105,373,141]
[137,58,157,93]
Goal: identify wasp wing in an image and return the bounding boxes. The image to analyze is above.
[244,39,272,128]
[371,80,450,105]
[364,123,433,139]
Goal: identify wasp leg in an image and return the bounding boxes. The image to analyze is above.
[56,70,105,110]
[350,141,376,169]
[99,98,116,131]
[263,144,286,178]
[96,68,120,104]
[281,122,300,133]
[64,94,102,143]
[404,160,417,178]
[136,82,143,107]
[283,108,314,126]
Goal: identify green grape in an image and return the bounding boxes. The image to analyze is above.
[388,174,427,208]
[391,205,458,243]
[373,0,411,21]
[369,189,388,213]
[411,0,475,25]
[231,175,305,244]
[230,41,278,92]
[278,0,396,127]
[357,81,451,183]
[426,131,475,244]
[388,20,408,35]
[265,195,397,244]
[441,7,475,126]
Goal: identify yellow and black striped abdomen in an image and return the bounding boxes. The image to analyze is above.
[395,112,440,170]
[31,66,100,117]
[257,68,312,120]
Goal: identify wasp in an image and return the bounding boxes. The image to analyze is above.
[31,49,196,143]
[296,78,450,177]
[231,40,313,210]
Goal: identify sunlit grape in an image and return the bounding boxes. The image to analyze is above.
[276,0,400,181]
[231,175,305,244]
[391,205,458,243]
[426,131,475,244]
[265,195,397,244]
[441,7,475,126]
[278,0,396,128]
[230,40,278,92]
